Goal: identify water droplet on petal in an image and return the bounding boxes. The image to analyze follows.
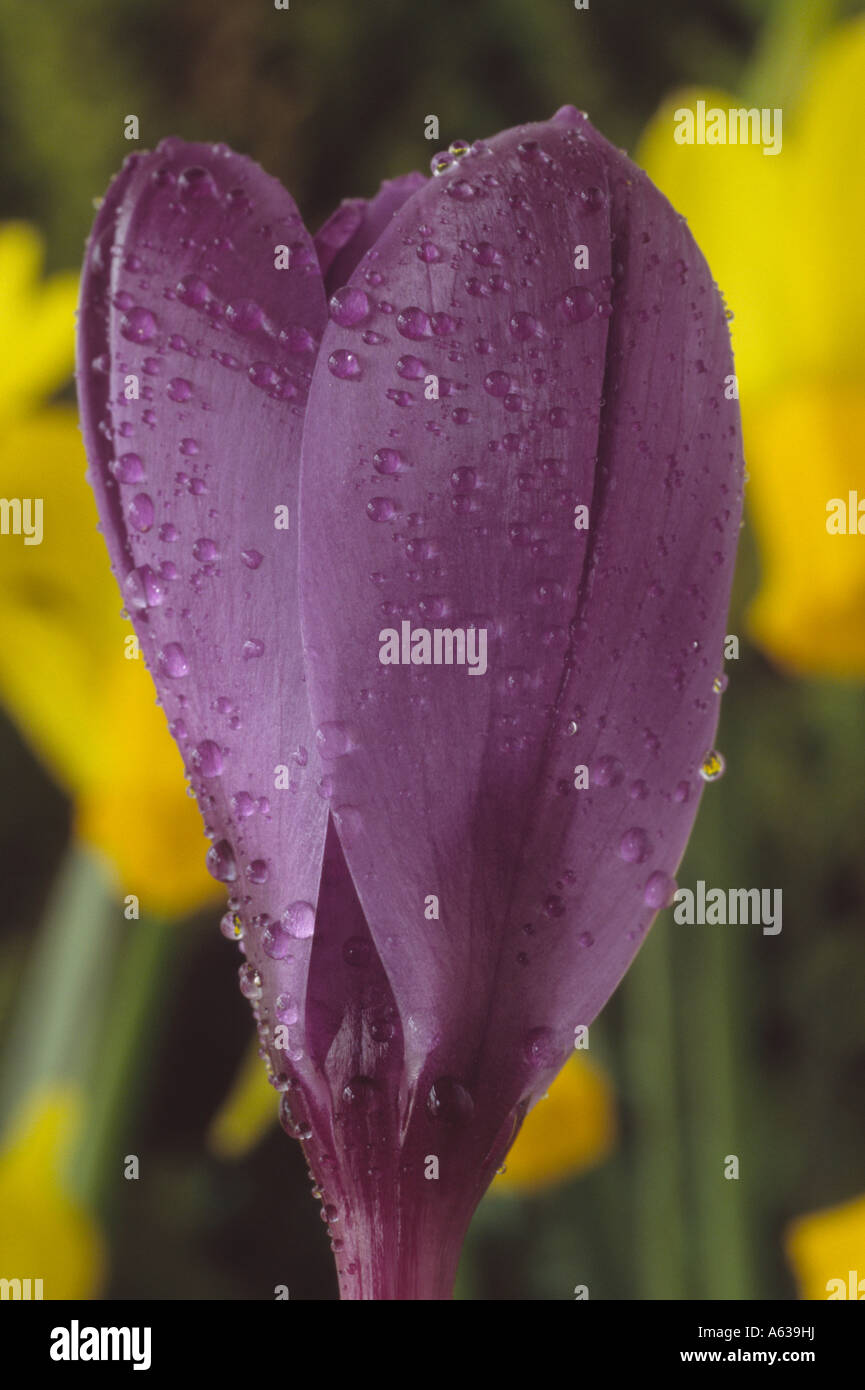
[111,452,145,484]
[396,306,432,340]
[238,962,262,1000]
[426,1077,474,1125]
[263,919,293,958]
[328,348,362,379]
[207,839,237,882]
[699,750,726,782]
[124,564,163,610]
[315,721,354,757]
[120,307,157,343]
[275,993,299,1024]
[523,1027,558,1068]
[329,286,371,327]
[619,827,651,864]
[192,739,224,777]
[220,911,243,942]
[158,642,189,678]
[643,870,676,909]
[128,493,155,532]
[281,901,315,938]
[367,496,397,522]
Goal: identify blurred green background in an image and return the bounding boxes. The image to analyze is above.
[1,0,864,1300]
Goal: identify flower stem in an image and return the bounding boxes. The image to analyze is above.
[72,913,178,1212]
[622,914,687,1299]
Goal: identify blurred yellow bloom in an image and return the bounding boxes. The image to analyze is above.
[493,1053,616,1193]
[0,223,218,916]
[0,1087,104,1299]
[786,1191,865,1299]
[0,223,79,424]
[208,1039,276,1159]
[211,1043,616,1192]
[638,18,865,678]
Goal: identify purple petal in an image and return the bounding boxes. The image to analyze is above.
[315,173,426,295]
[77,139,331,1103]
[299,108,743,1160]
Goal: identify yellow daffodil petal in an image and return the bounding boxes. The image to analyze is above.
[0,410,121,791]
[0,223,78,422]
[0,1087,105,1300]
[790,16,865,380]
[208,1038,277,1160]
[745,383,865,677]
[636,87,790,401]
[0,407,219,914]
[493,1054,616,1194]
[76,654,221,918]
[785,1191,865,1299]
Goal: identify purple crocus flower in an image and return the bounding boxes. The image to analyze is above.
[77,107,743,1300]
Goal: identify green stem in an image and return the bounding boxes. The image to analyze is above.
[680,787,752,1299]
[0,845,116,1131]
[623,915,687,1299]
[72,913,178,1212]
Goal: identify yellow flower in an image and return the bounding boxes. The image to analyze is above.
[637,18,865,678]
[0,1088,105,1300]
[211,1043,616,1193]
[786,1191,865,1299]
[0,224,218,916]
[0,223,79,424]
[493,1053,616,1193]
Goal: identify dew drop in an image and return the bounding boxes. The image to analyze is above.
[275,993,299,1024]
[367,496,397,521]
[124,564,163,610]
[593,754,624,788]
[328,348,362,379]
[643,870,676,909]
[263,919,293,958]
[128,493,155,532]
[329,286,371,327]
[426,1077,474,1126]
[315,721,354,757]
[373,448,405,475]
[167,377,193,402]
[396,306,432,341]
[560,286,595,323]
[523,1027,558,1068]
[111,452,145,484]
[220,911,243,942]
[238,962,262,1000]
[207,839,237,882]
[619,827,651,864]
[508,311,541,341]
[281,901,315,938]
[120,307,157,343]
[158,642,189,678]
[699,750,726,782]
[192,739,224,778]
[483,370,511,398]
[247,858,269,885]
[396,355,425,380]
